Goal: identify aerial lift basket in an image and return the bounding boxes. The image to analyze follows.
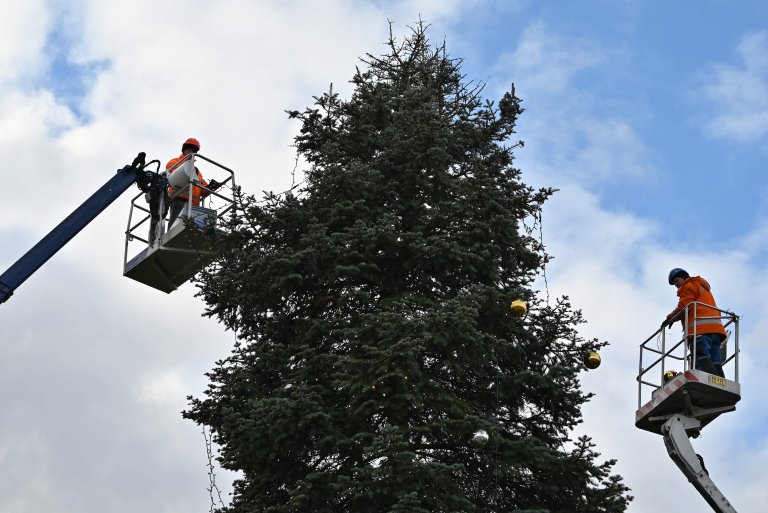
[123,153,236,293]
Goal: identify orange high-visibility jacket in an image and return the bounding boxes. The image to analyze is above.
[166,155,209,206]
[667,276,726,337]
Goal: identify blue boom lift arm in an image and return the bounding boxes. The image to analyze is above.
[0,152,157,304]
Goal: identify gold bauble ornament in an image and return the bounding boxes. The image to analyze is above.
[663,370,679,383]
[584,351,601,369]
[509,299,527,317]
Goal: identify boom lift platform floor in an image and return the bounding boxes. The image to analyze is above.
[123,213,217,293]
[635,369,741,435]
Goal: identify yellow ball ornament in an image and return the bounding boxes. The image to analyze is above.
[509,299,527,317]
[584,351,601,370]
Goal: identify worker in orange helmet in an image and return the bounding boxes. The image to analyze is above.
[662,268,726,377]
[165,137,217,228]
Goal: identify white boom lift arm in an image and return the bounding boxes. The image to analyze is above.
[662,413,737,513]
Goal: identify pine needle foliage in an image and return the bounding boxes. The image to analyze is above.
[185,22,632,513]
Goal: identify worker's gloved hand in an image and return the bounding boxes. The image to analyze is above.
[208,179,222,191]
[660,318,669,330]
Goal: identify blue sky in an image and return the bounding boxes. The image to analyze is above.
[2,1,768,512]
[43,22,107,123]
[445,1,768,249]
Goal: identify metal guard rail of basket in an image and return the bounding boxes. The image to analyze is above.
[636,302,739,408]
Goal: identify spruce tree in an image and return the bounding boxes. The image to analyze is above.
[185,22,632,513]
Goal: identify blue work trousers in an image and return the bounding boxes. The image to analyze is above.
[689,333,725,378]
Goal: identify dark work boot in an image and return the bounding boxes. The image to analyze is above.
[713,363,725,378]
[696,357,718,375]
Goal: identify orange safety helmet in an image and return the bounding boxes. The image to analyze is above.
[182,137,201,152]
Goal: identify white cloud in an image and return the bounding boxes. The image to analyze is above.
[138,368,186,404]
[496,21,604,96]
[0,0,49,85]
[695,31,768,142]
[516,116,656,187]
[492,22,655,187]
